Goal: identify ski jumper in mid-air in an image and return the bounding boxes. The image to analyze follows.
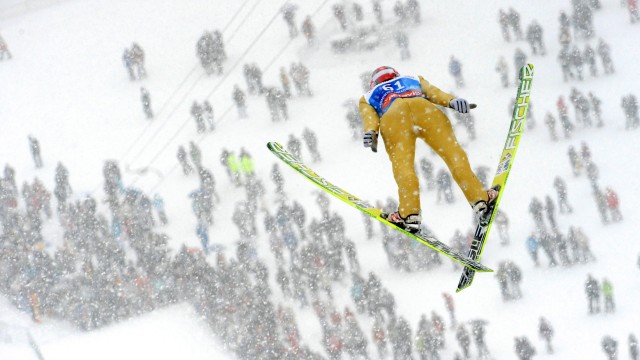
[359,66,498,233]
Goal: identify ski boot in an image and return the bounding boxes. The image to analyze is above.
[472,185,501,226]
[381,211,422,234]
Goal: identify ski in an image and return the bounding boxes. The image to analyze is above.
[456,63,534,292]
[267,141,492,273]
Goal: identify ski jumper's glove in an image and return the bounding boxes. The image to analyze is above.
[449,98,470,113]
[363,130,378,152]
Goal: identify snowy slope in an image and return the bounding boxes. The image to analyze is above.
[1,0,639,359]
[0,298,233,359]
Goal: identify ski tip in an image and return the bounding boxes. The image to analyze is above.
[519,64,534,79]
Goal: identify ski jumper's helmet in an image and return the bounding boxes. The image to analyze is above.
[369,66,400,89]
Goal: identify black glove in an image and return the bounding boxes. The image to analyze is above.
[363,131,378,152]
[449,98,470,113]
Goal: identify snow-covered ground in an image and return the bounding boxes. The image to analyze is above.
[1,0,639,359]
[0,296,233,359]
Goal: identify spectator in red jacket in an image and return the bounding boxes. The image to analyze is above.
[605,187,622,222]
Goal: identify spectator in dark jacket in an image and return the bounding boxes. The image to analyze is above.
[538,317,554,353]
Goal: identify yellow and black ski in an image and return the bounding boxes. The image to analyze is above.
[456,64,534,292]
[267,141,492,273]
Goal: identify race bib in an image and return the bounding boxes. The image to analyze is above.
[365,76,425,116]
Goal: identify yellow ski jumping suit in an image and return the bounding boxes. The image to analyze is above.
[359,75,488,217]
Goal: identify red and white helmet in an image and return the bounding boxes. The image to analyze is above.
[369,66,399,89]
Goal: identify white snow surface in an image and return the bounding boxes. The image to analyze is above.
[0,0,639,359]
[0,297,232,359]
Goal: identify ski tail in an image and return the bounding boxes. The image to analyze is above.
[456,63,534,292]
